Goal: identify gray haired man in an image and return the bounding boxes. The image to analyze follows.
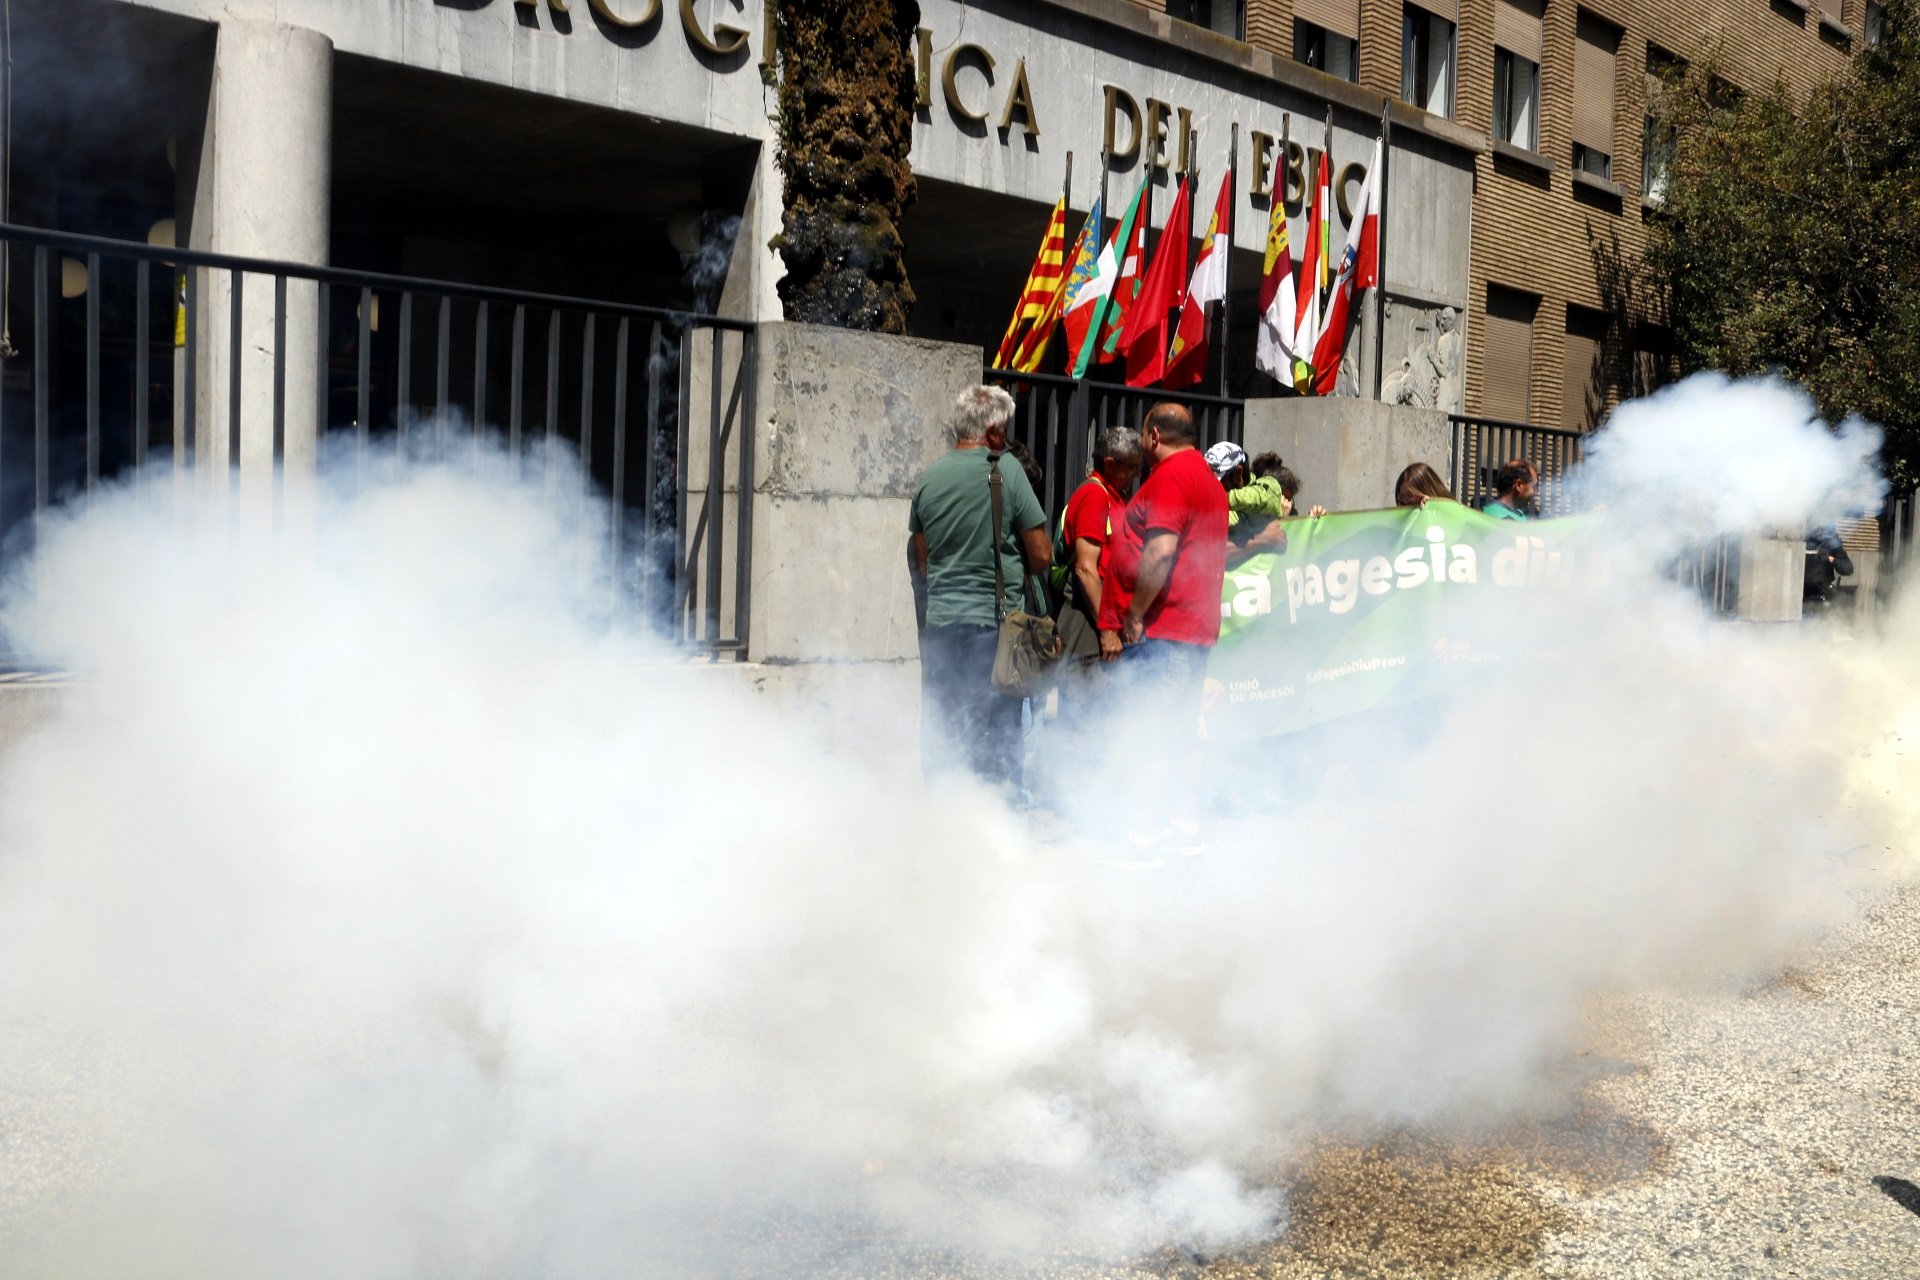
[908,385,1052,789]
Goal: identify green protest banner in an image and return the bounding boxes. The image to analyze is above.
[1205,503,1589,739]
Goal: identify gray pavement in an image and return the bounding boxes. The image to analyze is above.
[1170,878,1920,1280]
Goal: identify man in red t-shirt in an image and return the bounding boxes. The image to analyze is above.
[1098,403,1230,687]
[1057,426,1142,670]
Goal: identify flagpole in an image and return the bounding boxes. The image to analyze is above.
[1322,106,1334,393]
[1218,123,1237,400]
[1279,112,1292,395]
[1371,105,1392,402]
[1060,151,1073,373]
[1098,147,1112,251]
[1180,131,1198,393]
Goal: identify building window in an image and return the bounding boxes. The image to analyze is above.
[1562,306,1609,431]
[1402,5,1456,118]
[1492,0,1544,151]
[1484,285,1537,422]
[1867,1,1886,45]
[1643,46,1681,202]
[1642,115,1674,202]
[1572,11,1620,181]
[1494,49,1540,149]
[1295,19,1359,81]
[1631,323,1675,396]
[1167,0,1244,39]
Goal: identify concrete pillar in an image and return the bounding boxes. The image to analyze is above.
[716,143,786,324]
[1736,536,1805,622]
[744,324,979,665]
[181,20,332,494]
[1242,396,1450,513]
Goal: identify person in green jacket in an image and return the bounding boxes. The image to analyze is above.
[1205,442,1289,527]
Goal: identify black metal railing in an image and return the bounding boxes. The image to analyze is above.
[0,223,753,652]
[1447,414,1586,516]
[987,369,1243,519]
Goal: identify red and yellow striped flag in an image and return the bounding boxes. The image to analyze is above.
[992,199,1068,371]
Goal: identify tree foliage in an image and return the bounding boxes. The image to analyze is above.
[1646,1,1920,487]
[770,0,919,333]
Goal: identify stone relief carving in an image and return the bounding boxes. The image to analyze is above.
[1382,305,1465,413]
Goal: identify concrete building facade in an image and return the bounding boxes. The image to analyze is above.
[16,0,1483,420]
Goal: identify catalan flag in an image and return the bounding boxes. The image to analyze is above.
[993,199,1069,371]
[1011,205,1095,372]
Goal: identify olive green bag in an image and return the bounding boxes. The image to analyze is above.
[987,455,1062,698]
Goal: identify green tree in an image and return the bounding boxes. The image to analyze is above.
[769,0,919,333]
[1647,1,1920,488]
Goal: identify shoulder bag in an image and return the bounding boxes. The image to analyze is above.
[987,455,1062,698]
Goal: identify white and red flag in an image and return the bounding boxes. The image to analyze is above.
[1308,134,1383,395]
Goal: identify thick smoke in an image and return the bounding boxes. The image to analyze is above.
[0,376,1911,1276]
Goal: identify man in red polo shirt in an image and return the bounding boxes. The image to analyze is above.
[1056,426,1142,680]
[1098,403,1230,700]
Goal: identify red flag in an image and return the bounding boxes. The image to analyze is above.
[1309,136,1383,395]
[1118,174,1192,388]
[1164,169,1232,390]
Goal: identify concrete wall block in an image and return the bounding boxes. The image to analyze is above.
[1243,397,1450,513]
[747,494,922,664]
[754,324,981,500]
[1737,536,1805,622]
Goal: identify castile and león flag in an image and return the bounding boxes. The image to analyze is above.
[990,116,1384,395]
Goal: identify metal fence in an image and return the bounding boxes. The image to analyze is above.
[987,369,1243,518]
[0,223,753,652]
[1447,414,1586,515]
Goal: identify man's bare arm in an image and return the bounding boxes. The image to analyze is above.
[1072,537,1103,613]
[1124,530,1180,641]
[1019,526,1053,577]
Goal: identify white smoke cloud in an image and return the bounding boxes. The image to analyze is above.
[0,375,1910,1276]
[1581,371,1886,537]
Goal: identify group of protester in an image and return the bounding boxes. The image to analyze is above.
[909,385,1321,804]
[907,384,1549,802]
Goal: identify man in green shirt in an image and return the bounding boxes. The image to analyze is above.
[908,385,1051,790]
[1483,458,1537,520]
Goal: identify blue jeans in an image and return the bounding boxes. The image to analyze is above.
[1119,637,1211,697]
[919,623,1022,791]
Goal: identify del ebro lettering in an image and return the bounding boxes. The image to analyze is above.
[505,1,1367,218]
